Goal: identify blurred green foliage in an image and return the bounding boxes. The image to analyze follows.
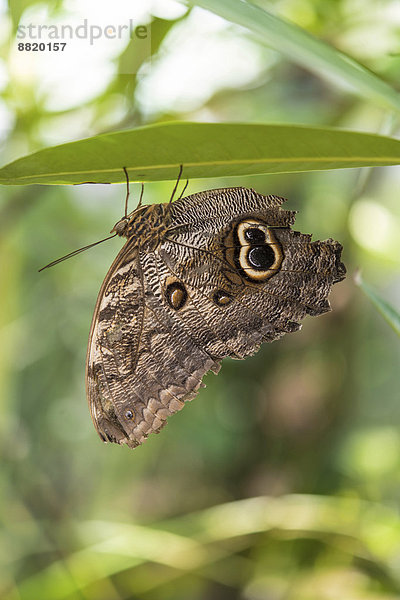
[0,1,399,599]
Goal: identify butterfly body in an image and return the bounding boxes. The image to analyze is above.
[86,187,345,448]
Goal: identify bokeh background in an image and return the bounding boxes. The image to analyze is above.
[1,1,400,598]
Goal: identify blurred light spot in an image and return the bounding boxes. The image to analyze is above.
[0,3,11,44]
[9,1,153,112]
[244,575,287,600]
[286,567,369,599]
[35,108,96,145]
[0,99,15,142]
[361,507,400,557]
[338,0,400,60]
[137,7,272,116]
[0,59,8,91]
[349,198,399,257]
[65,0,150,24]
[152,0,188,20]
[338,427,400,479]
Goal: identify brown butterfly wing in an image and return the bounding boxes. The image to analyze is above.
[86,239,222,448]
[87,187,345,448]
[86,240,145,446]
[163,187,345,356]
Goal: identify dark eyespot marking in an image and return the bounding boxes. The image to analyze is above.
[226,218,284,282]
[248,245,276,270]
[244,227,266,244]
[125,409,135,420]
[213,290,233,306]
[166,281,188,310]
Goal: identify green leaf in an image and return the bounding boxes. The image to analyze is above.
[355,274,400,338]
[2,122,400,185]
[190,0,400,113]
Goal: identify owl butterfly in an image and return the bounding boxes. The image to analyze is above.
[87,183,345,448]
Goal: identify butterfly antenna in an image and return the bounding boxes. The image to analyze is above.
[41,168,143,272]
[123,167,130,218]
[123,167,145,213]
[177,179,189,201]
[38,234,117,272]
[169,164,183,204]
[137,182,144,209]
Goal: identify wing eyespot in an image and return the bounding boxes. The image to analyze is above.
[125,409,135,421]
[233,218,283,282]
[213,290,233,306]
[247,245,275,270]
[244,227,266,244]
[165,281,188,310]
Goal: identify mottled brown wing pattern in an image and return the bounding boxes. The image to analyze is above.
[86,187,345,448]
[86,241,145,445]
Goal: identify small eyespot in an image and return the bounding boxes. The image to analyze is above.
[244,227,265,244]
[213,290,233,306]
[125,409,134,421]
[247,245,276,270]
[166,281,188,310]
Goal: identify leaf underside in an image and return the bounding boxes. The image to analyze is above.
[1,122,400,185]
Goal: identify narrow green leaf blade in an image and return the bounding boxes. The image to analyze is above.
[2,122,400,185]
[356,274,400,337]
[191,0,400,113]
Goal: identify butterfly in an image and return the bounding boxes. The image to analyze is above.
[85,174,345,448]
